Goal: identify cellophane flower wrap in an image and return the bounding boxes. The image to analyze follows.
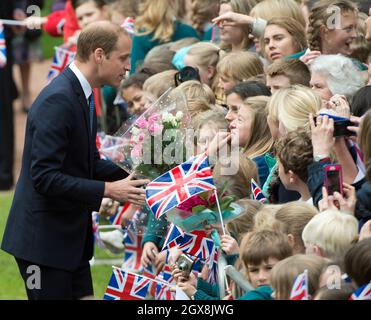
[165,184,242,232]
[102,89,192,180]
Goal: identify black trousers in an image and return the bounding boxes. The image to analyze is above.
[15,257,93,300]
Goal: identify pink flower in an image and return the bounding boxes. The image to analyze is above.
[131,143,142,158]
[177,194,208,212]
[209,193,216,205]
[138,133,145,142]
[148,122,163,135]
[136,118,148,129]
[148,113,160,124]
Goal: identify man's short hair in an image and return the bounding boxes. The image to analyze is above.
[275,130,313,182]
[266,59,310,87]
[75,21,128,63]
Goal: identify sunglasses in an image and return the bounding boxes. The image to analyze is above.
[174,66,201,87]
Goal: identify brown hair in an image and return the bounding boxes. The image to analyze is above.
[217,51,264,83]
[275,129,313,182]
[271,254,327,300]
[225,199,264,241]
[359,110,371,181]
[307,0,358,52]
[263,17,308,58]
[75,21,128,62]
[219,0,255,51]
[108,0,139,18]
[143,69,178,98]
[266,59,311,87]
[240,230,293,267]
[275,202,318,254]
[241,96,274,159]
[213,154,259,200]
[344,238,371,287]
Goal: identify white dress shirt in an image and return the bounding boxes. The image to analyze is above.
[69,61,92,103]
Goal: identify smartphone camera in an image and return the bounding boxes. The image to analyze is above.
[324,164,343,196]
[176,254,195,278]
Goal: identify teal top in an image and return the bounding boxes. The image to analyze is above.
[238,285,274,300]
[130,21,200,74]
[194,278,220,300]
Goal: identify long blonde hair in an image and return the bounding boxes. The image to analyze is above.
[241,96,274,159]
[250,0,306,27]
[135,0,176,42]
[359,110,371,182]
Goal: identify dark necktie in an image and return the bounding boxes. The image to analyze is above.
[88,93,95,134]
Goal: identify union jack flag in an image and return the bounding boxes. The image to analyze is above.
[0,22,6,68]
[163,228,216,262]
[108,202,132,226]
[47,46,75,82]
[162,223,185,251]
[155,265,176,300]
[251,178,267,203]
[146,152,216,219]
[104,268,150,300]
[290,269,309,300]
[349,282,371,300]
[142,264,158,298]
[122,229,143,272]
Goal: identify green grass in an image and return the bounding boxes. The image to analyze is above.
[0,192,122,300]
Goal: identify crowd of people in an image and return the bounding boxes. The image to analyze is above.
[1,0,371,300]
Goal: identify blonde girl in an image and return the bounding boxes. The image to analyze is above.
[130,0,199,73]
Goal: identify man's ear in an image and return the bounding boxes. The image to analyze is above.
[94,48,104,64]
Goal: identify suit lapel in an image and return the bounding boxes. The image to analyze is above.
[62,67,94,175]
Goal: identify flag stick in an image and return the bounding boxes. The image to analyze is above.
[0,19,27,26]
[213,189,226,235]
[112,266,175,288]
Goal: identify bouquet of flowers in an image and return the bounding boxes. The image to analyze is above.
[102,89,192,180]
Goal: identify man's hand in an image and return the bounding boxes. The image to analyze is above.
[104,172,149,206]
[141,242,158,268]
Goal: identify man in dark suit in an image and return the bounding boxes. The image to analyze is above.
[1,21,149,300]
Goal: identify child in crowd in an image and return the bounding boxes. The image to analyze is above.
[270,254,328,299]
[302,209,359,265]
[275,130,314,204]
[266,58,310,93]
[229,96,274,186]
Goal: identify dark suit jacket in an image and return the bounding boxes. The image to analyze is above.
[1,67,127,271]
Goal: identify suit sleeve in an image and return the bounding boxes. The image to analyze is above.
[30,93,105,209]
[93,145,128,182]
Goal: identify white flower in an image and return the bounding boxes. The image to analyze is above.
[176,111,183,120]
[131,127,140,136]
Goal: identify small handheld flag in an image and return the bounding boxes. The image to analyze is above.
[290,269,309,300]
[146,152,216,219]
[349,282,371,300]
[47,46,75,82]
[251,178,267,203]
[0,22,7,68]
[104,268,150,300]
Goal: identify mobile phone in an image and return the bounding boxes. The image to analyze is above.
[333,119,355,137]
[324,164,343,196]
